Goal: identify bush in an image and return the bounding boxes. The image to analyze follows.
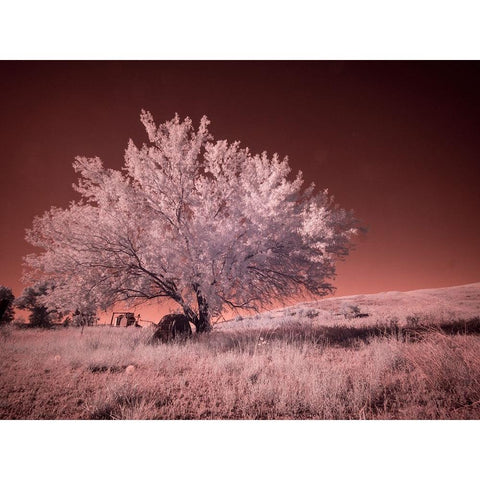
[341,303,361,319]
[0,286,15,325]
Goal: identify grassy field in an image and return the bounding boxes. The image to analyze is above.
[2,304,480,419]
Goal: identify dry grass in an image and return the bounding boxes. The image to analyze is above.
[1,315,480,419]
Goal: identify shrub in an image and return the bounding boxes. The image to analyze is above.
[0,286,15,325]
[341,303,361,319]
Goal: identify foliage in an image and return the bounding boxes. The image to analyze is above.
[341,303,361,319]
[0,286,15,325]
[15,282,57,328]
[24,112,358,332]
[71,308,98,327]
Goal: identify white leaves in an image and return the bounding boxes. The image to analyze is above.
[24,111,358,320]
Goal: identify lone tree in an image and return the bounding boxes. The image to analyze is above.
[24,112,358,333]
[0,286,15,325]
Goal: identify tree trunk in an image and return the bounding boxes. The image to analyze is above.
[194,286,212,333]
[195,314,211,333]
[180,303,198,324]
[174,288,212,334]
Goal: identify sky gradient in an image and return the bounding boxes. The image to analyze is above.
[1,61,479,303]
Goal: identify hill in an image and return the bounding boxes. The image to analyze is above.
[218,282,480,330]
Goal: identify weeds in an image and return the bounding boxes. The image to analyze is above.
[1,315,480,419]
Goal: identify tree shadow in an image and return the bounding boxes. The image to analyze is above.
[210,317,480,352]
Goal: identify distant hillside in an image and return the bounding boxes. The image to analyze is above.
[217,282,480,331]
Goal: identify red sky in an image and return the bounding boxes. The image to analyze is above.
[1,61,479,309]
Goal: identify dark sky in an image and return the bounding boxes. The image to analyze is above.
[1,61,479,298]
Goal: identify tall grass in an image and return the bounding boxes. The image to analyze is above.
[1,319,480,419]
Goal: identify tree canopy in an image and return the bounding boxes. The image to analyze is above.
[24,112,358,332]
[15,282,57,328]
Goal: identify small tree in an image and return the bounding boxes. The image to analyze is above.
[0,286,15,325]
[15,283,57,328]
[71,310,97,327]
[24,112,359,332]
[71,307,98,334]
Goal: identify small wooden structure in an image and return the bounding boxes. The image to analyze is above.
[110,311,139,327]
